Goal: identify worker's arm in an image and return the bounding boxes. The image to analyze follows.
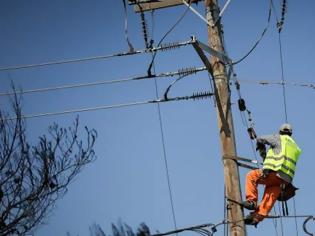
[256,134,280,148]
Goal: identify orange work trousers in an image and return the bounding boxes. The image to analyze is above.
[245,169,287,219]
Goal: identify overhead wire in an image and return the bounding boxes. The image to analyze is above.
[272,207,280,236]
[271,1,300,235]
[276,0,300,234]
[235,79,315,90]
[122,0,135,52]
[4,91,214,120]
[150,10,178,232]
[278,33,288,123]
[231,0,272,66]
[151,214,315,236]
[151,222,216,236]
[228,68,260,166]
[277,202,285,236]
[147,2,191,77]
[292,198,299,236]
[0,40,193,72]
[0,66,207,96]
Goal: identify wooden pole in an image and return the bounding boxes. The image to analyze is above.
[205,0,246,235]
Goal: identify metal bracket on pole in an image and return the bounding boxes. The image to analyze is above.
[182,0,212,26]
[192,36,232,64]
[222,154,261,170]
[191,36,214,76]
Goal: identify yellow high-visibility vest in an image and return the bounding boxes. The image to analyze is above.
[263,135,301,179]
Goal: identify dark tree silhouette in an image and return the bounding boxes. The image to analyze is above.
[0,93,97,235]
[87,222,151,236]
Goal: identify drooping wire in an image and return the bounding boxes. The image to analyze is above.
[150,10,178,232]
[163,70,199,101]
[147,2,191,77]
[231,0,272,65]
[122,0,135,52]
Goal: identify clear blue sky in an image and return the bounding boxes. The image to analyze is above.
[0,0,314,235]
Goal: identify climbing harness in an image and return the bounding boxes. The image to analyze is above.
[277,183,298,216]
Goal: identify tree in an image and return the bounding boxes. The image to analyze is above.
[0,93,97,236]
[87,222,151,236]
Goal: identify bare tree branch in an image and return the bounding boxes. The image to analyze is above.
[0,89,97,236]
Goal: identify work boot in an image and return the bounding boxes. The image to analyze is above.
[241,200,257,210]
[244,212,263,227]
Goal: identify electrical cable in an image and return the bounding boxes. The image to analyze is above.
[4,91,214,120]
[122,0,135,52]
[151,222,216,236]
[235,79,315,90]
[147,2,191,77]
[228,69,260,166]
[278,202,284,236]
[292,197,299,236]
[274,1,300,234]
[0,66,207,96]
[278,33,288,123]
[163,74,190,100]
[272,207,280,236]
[0,40,193,72]
[150,11,178,233]
[231,0,272,65]
[154,81,178,233]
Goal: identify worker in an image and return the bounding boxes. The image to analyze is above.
[242,123,302,225]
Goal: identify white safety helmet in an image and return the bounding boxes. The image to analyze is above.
[279,123,292,134]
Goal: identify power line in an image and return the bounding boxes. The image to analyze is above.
[231,0,272,65]
[151,222,219,236]
[235,79,315,90]
[150,11,178,232]
[0,66,207,96]
[0,40,193,72]
[5,91,213,120]
[147,2,191,76]
[122,0,135,52]
[278,33,288,122]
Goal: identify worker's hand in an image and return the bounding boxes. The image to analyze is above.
[256,142,265,151]
[262,169,269,178]
[259,148,266,160]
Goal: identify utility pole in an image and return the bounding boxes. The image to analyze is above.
[205,0,246,235]
[129,1,246,235]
